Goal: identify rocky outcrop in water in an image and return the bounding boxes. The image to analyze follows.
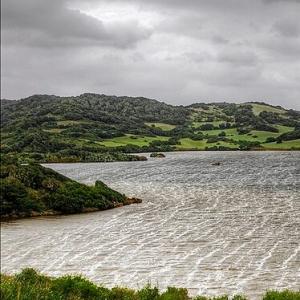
[132,155,147,161]
[150,152,166,158]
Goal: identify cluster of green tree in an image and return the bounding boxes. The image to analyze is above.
[1,268,299,300]
[277,129,300,142]
[188,103,234,123]
[205,146,238,151]
[109,140,176,154]
[188,103,211,110]
[167,126,230,142]
[263,129,300,144]
[204,140,261,151]
[0,156,140,219]
[259,111,299,128]
[5,151,147,164]
[235,140,261,150]
[1,93,188,129]
[222,105,278,132]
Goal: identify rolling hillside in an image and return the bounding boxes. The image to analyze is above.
[1,94,300,162]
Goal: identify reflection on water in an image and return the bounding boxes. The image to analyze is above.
[1,152,300,299]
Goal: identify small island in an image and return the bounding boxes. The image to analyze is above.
[150,152,166,158]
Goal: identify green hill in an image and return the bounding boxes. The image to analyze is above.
[1,94,300,162]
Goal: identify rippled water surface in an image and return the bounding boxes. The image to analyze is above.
[1,152,300,298]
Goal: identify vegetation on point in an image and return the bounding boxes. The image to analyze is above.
[1,269,299,300]
[0,155,136,219]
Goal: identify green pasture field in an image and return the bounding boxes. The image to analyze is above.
[247,103,286,116]
[99,134,169,147]
[145,122,176,131]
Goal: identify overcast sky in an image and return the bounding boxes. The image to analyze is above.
[1,0,300,109]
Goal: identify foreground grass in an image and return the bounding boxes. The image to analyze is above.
[1,269,299,300]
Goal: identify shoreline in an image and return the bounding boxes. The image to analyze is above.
[40,149,300,164]
[0,197,142,222]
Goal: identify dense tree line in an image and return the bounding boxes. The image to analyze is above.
[1,94,189,129]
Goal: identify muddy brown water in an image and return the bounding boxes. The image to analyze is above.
[1,152,299,298]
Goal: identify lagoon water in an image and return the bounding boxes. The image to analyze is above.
[1,152,300,298]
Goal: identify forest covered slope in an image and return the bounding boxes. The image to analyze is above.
[1,94,300,162]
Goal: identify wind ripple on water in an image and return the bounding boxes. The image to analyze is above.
[1,151,299,299]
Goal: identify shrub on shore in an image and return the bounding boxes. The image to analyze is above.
[1,269,299,300]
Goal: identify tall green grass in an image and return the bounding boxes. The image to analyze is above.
[1,269,299,300]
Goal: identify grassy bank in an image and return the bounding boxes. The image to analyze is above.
[1,269,299,300]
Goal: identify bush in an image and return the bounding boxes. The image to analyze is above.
[207,136,220,143]
[252,123,278,133]
[0,268,52,300]
[0,178,41,215]
[199,124,215,131]
[237,128,251,135]
[1,269,300,300]
[263,290,300,300]
[265,137,277,143]
[138,285,159,300]
[160,287,189,300]
[238,140,261,150]
[277,129,300,142]
[51,275,105,299]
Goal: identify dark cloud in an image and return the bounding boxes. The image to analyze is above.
[1,0,300,109]
[1,0,151,48]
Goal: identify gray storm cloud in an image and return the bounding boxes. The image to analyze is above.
[1,0,300,109]
[1,0,151,48]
